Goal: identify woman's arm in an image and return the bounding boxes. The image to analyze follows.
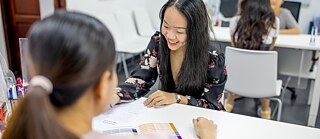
[116,33,160,103]
[279,27,301,34]
[269,17,280,51]
[229,16,238,47]
[269,37,277,51]
[231,36,236,47]
[279,8,301,35]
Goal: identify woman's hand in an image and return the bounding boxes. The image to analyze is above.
[144,90,176,108]
[193,117,217,139]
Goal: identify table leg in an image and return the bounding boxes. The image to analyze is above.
[308,60,320,127]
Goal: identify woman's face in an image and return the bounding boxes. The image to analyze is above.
[270,0,283,9]
[161,6,187,51]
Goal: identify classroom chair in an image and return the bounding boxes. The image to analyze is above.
[225,47,283,121]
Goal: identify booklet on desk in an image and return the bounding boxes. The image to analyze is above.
[102,123,182,139]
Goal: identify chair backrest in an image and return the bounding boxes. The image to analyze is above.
[219,0,238,18]
[225,47,278,98]
[281,1,301,22]
[115,11,139,41]
[133,9,155,37]
[95,14,122,45]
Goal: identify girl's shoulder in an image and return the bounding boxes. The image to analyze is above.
[152,31,161,45]
[280,8,292,15]
[231,15,241,22]
[208,42,224,58]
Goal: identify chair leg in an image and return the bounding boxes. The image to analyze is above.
[270,98,282,121]
[281,76,292,101]
[121,53,129,78]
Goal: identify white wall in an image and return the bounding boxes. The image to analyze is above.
[67,0,146,18]
[0,6,8,67]
[298,0,320,33]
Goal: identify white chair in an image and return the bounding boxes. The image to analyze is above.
[114,11,150,46]
[225,47,283,121]
[133,9,156,37]
[96,13,149,77]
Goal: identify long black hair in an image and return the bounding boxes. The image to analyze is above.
[159,0,209,98]
[3,11,116,139]
[233,0,276,50]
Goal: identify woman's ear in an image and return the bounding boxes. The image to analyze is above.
[94,70,112,100]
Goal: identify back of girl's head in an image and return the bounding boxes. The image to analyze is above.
[2,11,115,139]
[159,0,209,98]
[28,10,115,106]
[234,0,275,50]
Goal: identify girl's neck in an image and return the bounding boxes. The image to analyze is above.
[170,46,186,83]
[274,8,282,16]
[56,92,95,137]
[170,46,186,59]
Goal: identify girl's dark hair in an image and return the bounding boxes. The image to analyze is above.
[3,11,115,139]
[233,0,275,50]
[159,0,209,98]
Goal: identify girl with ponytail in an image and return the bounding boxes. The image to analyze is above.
[3,10,117,139]
[2,10,216,139]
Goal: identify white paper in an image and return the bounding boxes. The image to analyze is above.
[93,97,148,132]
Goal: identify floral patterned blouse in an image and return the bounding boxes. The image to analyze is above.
[116,32,227,110]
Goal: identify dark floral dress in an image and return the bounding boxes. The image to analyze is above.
[116,32,227,110]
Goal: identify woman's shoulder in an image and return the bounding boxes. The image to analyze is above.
[152,31,161,44]
[147,31,161,50]
[280,8,292,16]
[230,15,241,23]
[208,42,224,58]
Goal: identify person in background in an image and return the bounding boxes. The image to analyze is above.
[2,11,217,139]
[271,0,301,34]
[225,0,280,120]
[114,0,227,111]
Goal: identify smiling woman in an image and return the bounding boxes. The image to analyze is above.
[115,0,227,111]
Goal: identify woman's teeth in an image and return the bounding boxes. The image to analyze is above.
[169,40,177,44]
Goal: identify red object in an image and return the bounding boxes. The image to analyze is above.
[215,21,220,26]
[0,102,7,122]
[16,77,23,88]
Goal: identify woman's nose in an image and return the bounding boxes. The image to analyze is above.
[166,31,176,40]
